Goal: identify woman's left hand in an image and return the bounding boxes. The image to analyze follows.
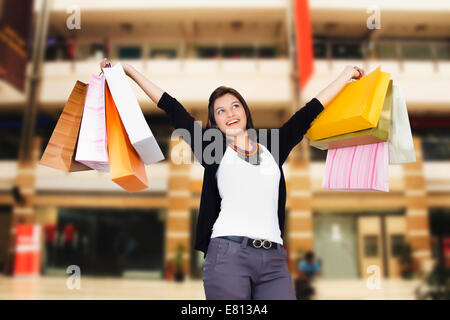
[315,65,366,107]
[341,65,365,84]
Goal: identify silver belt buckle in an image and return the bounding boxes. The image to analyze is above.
[252,239,272,249]
[262,239,272,249]
[252,239,262,248]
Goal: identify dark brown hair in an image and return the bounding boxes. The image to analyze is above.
[206,86,255,131]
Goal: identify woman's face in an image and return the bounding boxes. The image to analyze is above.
[213,93,247,136]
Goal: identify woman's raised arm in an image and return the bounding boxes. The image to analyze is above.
[276,65,365,165]
[99,58,214,168]
[314,65,365,107]
[100,58,164,105]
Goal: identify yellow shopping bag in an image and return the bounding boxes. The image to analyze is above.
[305,65,391,141]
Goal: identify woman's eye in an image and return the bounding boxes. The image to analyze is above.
[233,105,239,108]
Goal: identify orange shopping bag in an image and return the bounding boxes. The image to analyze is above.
[105,82,148,192]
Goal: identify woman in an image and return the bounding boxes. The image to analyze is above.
[100,58,364,300]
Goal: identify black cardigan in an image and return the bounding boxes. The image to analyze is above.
[157,91,324,259]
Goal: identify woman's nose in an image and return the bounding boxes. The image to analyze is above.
[225,109,235,117]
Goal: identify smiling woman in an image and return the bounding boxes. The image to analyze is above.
[99,57,363,300]
[206,86,257,154]
[207,87,253,129]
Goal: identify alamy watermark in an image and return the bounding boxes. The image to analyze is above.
[169,122,281,168]
[66,5,81,30]
[366,265,382,290]
[366,5,381,30]
[66,265,81,290]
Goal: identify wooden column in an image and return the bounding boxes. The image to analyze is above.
[5,137,41,275]
[403,136,432,273]
[165,136,192,277]
[286,139,313,273]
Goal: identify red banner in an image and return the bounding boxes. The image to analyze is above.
[294,0,314,90]
[0,0,34,92]
[13,224,42,276]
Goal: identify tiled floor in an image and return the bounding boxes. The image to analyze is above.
[0,275,423,300]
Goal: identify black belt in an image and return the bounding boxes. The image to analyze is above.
[216,236,281,250]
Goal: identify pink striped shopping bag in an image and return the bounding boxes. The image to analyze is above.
[322,141,389,192]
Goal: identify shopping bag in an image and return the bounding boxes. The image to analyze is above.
[75,74,110,172]
[322,141,389,192]
[309,80,393,150]
[39,80,92,172]
[102,62,165,165]
[105,81,149,192]
[388,81,416,164]
[305,65,391,141]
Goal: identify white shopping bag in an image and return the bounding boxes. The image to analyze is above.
[75,74,110,172]
[388,81,416,164]
[102,62,165,165]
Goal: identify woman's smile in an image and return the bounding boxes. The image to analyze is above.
[213,93,247,136]
[226,118,240,126]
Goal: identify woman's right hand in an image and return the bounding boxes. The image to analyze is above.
[99,58,131,76]
[99,58,111,73]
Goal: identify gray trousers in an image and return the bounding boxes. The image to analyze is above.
[202,236,296,300]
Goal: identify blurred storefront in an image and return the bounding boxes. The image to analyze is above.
[38,207,166,278]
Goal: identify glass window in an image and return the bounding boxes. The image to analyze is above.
[222,46,255,58]
[313,42,327,58]
[45,35,69,61]
[0,116,21,159]
[413,123,450,161]
[331,42,363,59]
[422,138,450,161]
[36,114,58,158]
[436,44,450,60]
[76,43,90,60]
[76,43,105,60]
[0,113,56,160]
[375,43,397,59]
[150,48,177,59]
[257,46,277,58]
[144,114,171,159]
[364,235,379,257]
[90,43,104,59]
[55,208,165,276]
[118,46,142,59]
[401,43,431,60]
[390,234,405,258]
[196,46,219,58]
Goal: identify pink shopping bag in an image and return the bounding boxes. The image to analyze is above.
[322,141,389,192]
[75,74,110,172]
